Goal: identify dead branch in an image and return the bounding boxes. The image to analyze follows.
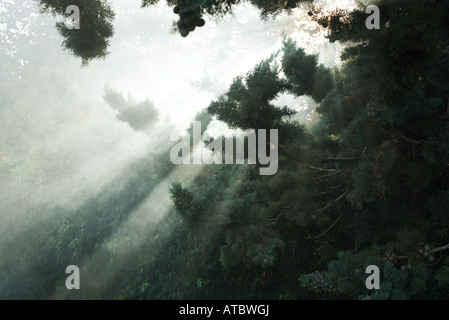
[382,243,449,262]
[320,147,367,164]
[327,184,344,189]
[314,170,342,181]
[430,243,449,254]
[394,131,426,145]
[314,214,344,240]
[265,213,283,226]
[308,165,338,172]
[318,190,348,212]
[403,150,415,160]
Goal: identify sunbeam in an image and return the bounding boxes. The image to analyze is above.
[50,161,205,299]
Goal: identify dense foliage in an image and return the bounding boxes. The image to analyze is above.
[1,0,449,300]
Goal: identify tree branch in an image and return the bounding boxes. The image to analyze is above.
[403,149,415,160]
[308,165,338,172]
[320,147,367,164]
[318,190,348,212]
[327,184,344,189]
[384,243,449,261]
[394,131,426,145]
[314,214,344,240]
[265,213,283,226]
[430,243,449,254]
[314,170,342,181]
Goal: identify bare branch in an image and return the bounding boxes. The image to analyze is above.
[327,184,344,189]
[394,131,426,145]
[430,243,449,254]
[403,150,415,160]
[318,190,348,212]
[230,163,237,175]
[265,213,283,227]
[382,243,449,262]
[314,170,342,181]
[320,147,367,164]
[308,165,338,172]
[314,214,343,240]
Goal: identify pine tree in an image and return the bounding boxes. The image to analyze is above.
[37,0,115,66]
[103,87,159,133]
[207,55,295,131]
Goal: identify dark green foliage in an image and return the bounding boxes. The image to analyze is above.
[103,87,159,132]
[36,0,317,63]
[187,109,213,147]
[0,153,177,299]
[169,182,198,218]
[7,0,449,300]
[435,258,449,293]
[282,39,333,102]
[37,0,115,66]
[294,0,449,300]
[208,56,295,130]
[142,0,313,36]
[250,0,312,18]
[421,133,449,166]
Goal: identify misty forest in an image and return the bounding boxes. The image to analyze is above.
[1,0,449,300]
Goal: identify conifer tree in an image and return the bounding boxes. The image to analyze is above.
[37,0,115,66]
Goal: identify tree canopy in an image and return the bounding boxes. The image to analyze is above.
[36,0,315,64]
[2,0,449,300]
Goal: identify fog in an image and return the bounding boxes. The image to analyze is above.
[0,0,355,299]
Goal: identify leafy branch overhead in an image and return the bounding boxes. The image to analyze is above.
[37,0,315,64]
[37,0,115,66]
[6,0,449,300]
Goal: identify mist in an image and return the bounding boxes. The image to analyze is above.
[0,0,356,299]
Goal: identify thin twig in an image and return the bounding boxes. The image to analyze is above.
[430,243,449,254]
[394,131,426,145]
[320,147,367,164]
[385,243,449,262]
[308,165,338,172]
[314,214,344,240]
[314,170,342,181]
[318,190,348,211]
[327,184,344,189]
[335,190,349,202]
[230,163,237,175]
[403,150,414,160]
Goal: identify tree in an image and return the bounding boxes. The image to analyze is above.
[207,56,295,130]
[297,0,449,299]
[36,0,315,64]
[164,0,449,300]
[6,0,449,300]
[142,0,314,36]
[103,86,159,133]
[37,0,115,66]
[281,38,333,102]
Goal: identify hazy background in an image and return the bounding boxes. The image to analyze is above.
[0,0,355,298]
